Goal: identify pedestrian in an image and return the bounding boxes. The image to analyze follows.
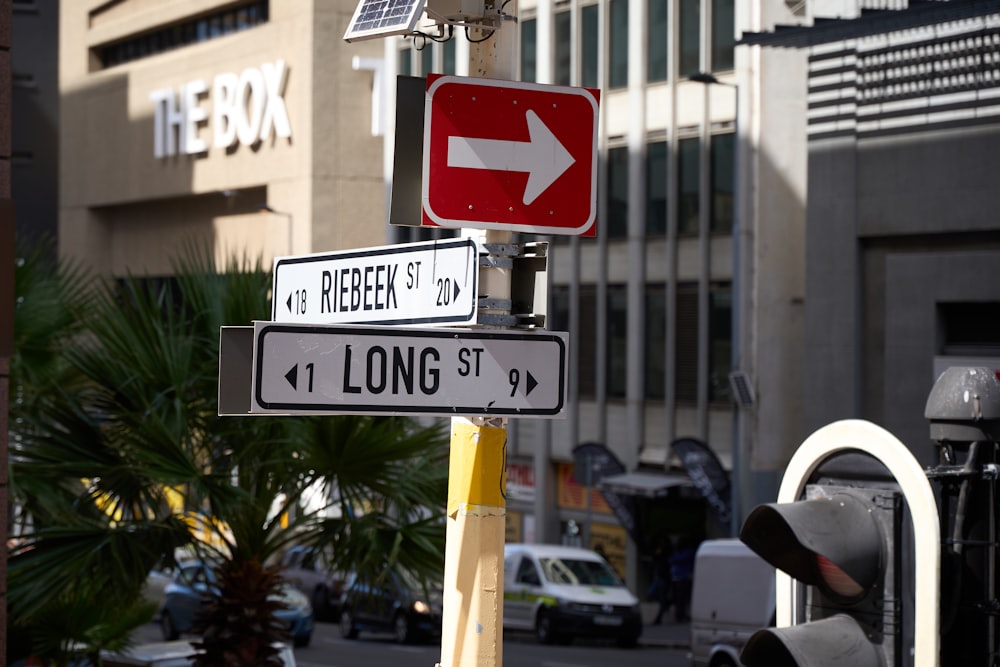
[669,535,697,623]
[648,536,672,624]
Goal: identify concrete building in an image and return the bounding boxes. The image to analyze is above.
[58,0,385,276]
[743,0,1000,469]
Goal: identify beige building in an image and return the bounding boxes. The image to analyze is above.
[59,0,386,276]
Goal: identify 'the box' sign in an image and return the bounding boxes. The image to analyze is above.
[149,60,291,158]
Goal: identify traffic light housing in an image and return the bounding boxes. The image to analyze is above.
[739,455,908,667]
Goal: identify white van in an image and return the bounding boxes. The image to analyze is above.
[690,539,775,667]
[503,543,643,647]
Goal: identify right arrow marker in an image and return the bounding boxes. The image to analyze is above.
[447,109,576,205]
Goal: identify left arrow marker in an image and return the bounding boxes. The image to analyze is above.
[285,365,298,390]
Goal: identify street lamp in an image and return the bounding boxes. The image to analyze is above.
[689,72,746,536]
[258,204,293,256]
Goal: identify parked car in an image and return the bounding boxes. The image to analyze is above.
[278,545,345,620]
[690,539,775,667]
[158,561,314,647]
[503,543,642,647]
[100,641,296,666]
[338,569,443,644]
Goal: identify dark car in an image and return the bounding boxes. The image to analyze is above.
[158,561,314,647]
[338,570,443,644]
[279,546,346,621]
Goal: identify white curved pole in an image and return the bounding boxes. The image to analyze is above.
[774,419,940,667]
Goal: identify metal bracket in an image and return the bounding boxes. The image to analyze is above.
[476,242,549,330]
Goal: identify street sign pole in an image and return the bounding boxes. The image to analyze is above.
[439,10,518,667]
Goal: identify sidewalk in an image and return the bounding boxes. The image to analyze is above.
[638,602,690,650]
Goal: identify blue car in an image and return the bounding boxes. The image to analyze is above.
[159,561,314,647]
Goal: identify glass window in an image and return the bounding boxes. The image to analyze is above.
[399,46,412,76]
[646,141,667,235]
[443,39,456,74]
[608,285,628,399]
[421,44,433,75]
[521,18,537,83]
[675,285,698,403]
[679,0,701,77]
[648,0,668,82]
[582,5,599,88]
[607,146,629,238]
[555,11,572,86]
[710,285,732,404]
[710,132,734,234]
[712,0,735,72]
[678,137,700,236]
[609,0,629,88]
[645,285,666,399]
[578,286,597,398]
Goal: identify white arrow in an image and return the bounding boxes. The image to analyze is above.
[447,109,576,205]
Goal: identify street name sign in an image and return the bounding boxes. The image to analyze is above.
[271,237,478,325]
[250,322,568,418]
[422,74,599,236]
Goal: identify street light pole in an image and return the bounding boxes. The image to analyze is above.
[689,72,744,535]
[258,204,293,255]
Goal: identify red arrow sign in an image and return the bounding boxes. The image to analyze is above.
[422,75,600,237]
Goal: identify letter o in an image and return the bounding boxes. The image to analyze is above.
[236,67,265,146]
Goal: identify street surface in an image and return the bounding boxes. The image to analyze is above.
[135,620,690,667]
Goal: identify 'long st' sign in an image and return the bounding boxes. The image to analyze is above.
[250,322,568,418]
[271,237,478,326]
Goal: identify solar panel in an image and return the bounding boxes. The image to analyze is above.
[343,0,427,42]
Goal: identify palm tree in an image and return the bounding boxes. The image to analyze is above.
[9,244,449,666]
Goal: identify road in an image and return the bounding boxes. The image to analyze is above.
[137,621,691,667]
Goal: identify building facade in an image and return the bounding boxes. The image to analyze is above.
[383,0,809,586]
[56,0,814,590]
[744,0,1000,466]
[59,0,385,276]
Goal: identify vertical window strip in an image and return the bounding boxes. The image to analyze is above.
[582,5,600,88]
[678,137,699,235]
[647,0,668,81]
[607,285,628,398]
[646,140,668,235]
[521,18,538,82]
[710,132,734,234]
[679,0,700,77]
[711,0,734,72]
[607,145,629,238]
[555,11,572,86]
[609,0,629,88]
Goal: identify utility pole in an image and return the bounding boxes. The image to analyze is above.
[438,4,518,666]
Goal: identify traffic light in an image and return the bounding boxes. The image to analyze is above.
[738,454,908,667]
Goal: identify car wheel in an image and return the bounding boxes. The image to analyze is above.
[161,611,179,641]
[615,632,639,649]
[339,608,359,639]
[535,609,557,645]
[393,613,413,644]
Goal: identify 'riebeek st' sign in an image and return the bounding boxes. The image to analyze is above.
[149,60,291,158]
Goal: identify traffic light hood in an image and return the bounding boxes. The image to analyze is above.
[739,492,882,602]
[925,366,1000,444]
[741,614,882,667]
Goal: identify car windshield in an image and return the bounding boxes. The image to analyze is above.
[538,557,623,587]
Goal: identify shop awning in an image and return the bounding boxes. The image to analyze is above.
[598,471,691,499]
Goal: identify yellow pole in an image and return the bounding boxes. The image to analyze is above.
[438,4,518,666]
[439,419,508,667]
